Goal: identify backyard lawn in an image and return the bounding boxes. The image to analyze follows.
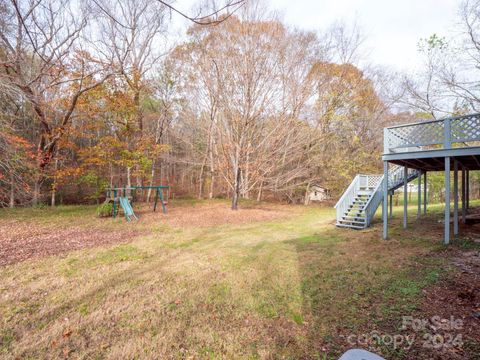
[0,201,479,359]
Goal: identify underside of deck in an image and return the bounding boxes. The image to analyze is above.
[381,140,479,245]
[383,147,480,171]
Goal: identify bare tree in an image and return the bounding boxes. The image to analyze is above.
[176,0,329,208]
[0,0,112,204]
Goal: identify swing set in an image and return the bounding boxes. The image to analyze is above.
[104,185,169,221]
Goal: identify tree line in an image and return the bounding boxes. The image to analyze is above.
[1,0,480,209]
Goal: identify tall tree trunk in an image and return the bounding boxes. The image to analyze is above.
[304,181,311,205]
[127,167,132,188]
[209,169,215,199]
[109,163,114,188]
[51,158,58,206]
[134,85,143,190]
[136,165,142,187]
[147,159,156,203]
[208,141,215,199]
[244,146,250,199]
[51,187,56,206]
[232,166,241,210]
[134,89,142,133]
[9,171,14,208]
[33,171,42,206]
[256,181,263,202]
[198,154,208,199]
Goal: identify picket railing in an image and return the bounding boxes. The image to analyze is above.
[334,175,361,223]
[388,165,419,191]
[334,174,382,223]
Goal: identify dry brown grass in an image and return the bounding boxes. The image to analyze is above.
[0,201,478,359]
[0,201,299,267]
[135,201,299,228]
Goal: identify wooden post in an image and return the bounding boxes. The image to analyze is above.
[383,161,388,240]
[403,166,408,229]
[444,118,451,149]
[382,181,385,220]
[466,169,470,209]
[445,157,451,245]
[462,167,466,223]
[444,120,452,244]
[417,172,421,219]
[454,159,459,236]
[423,171,427,214]
[389,191,393,218]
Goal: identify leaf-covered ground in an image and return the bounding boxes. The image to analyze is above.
[0,201,296,266]
[0,200,479,359]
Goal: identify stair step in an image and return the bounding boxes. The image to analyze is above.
[345,211,367,215]
[348,206,366,211]
[345,208,365,212]
[339,219,366,225]
[336,223,366,229]
[343,215,366,220]
[345,210,365,215]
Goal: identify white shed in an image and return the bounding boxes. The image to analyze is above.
[308,185,331,202]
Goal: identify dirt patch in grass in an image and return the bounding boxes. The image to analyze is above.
[135,201,299,228]
[0,220,143,267]
[0,202,299,267]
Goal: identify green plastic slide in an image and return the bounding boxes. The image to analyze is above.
[119,197,138,221]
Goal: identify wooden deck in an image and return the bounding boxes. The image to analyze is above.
[381,113,480,244]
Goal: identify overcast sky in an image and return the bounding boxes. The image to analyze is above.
[173,0,463,71]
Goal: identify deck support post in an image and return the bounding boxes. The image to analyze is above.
[445,157,451,245]
[417,172,421,219]
[462,167,466,223]
[466,169,470,209]
[423,171,427,214]
[454,159,459,236]
[403,166,408,229]
[389,191,393,218]
[381,183,385,220]
[383,161,388,240]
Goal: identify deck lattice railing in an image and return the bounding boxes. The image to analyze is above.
[384,113,480,154]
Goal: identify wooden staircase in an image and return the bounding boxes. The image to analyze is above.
[336,191,372,229]
[335,166,420,229]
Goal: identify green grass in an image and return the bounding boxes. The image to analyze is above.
[0,201,470,359]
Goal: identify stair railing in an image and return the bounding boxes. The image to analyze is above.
[363,165,421,226]
[334,175,361,223]
[364,176,385,226]
[388,165,420,191]
[335,168,421,227]
[335,174,382,223]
